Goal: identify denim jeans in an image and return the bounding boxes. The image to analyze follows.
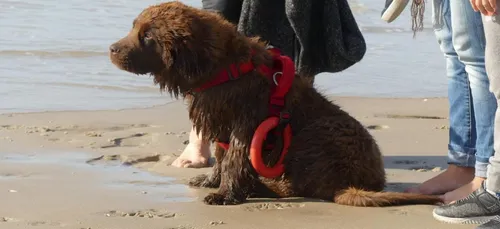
[483,11,500,193]
[432,0,496,178]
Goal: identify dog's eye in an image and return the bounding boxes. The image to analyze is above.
[143,32,153,41]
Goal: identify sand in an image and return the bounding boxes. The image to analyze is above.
[0,96,477,229]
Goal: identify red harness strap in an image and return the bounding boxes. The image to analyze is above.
[193,59,257,92]
[193,46,295,178]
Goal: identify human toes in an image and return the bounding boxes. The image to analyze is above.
[171,158,191,168]
[183,159,208,168]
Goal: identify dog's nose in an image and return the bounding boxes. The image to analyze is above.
[109,44,120,54]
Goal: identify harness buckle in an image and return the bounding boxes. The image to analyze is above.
[266,44,276,50]
[272,72,283,86]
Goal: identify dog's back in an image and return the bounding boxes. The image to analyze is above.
[257,79,442,206]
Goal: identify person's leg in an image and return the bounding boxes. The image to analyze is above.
[406,0,477,195]
[171,126,211,168]
[485,13,500,199]
[432,11,500,226]
[440,0,496,203]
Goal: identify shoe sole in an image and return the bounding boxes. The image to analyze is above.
[432,211,496,224]
[381,0,410,23]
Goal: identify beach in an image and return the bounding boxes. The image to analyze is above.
[0,96,477,229]
[0,0,474,228]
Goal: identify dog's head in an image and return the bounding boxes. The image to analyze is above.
[109,1,253,97]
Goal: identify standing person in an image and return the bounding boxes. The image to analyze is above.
[401,0,497,204]
[172,0,367,168]
[431,1,500,228]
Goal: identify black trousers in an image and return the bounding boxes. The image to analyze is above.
[201,0,243,24]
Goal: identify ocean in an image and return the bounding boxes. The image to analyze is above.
[0,0,446,114]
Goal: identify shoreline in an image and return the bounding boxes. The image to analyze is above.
[0,94,448,116]
[0,96,472,229]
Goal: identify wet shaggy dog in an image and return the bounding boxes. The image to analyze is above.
[109,1,443,207]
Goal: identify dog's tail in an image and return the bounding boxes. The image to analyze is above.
[333,187,443,207]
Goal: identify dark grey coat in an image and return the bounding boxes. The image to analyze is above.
[202,0,366,80]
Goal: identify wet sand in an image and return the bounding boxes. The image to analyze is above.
[0,96,476,229]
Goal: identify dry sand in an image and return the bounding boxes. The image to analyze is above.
[0,96,477,229]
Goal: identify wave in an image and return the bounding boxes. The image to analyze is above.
[0,50,108,58]
[28,81,158,93]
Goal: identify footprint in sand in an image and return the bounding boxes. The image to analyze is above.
[24,126,56,134]
[100,133,148,148]
[165,131,188,138]
[1,125,22,130]
[434,125,450,130]
[122,154,162,166]
[27,220,62,226]
[86,154,164,166]
[387,209,408,216]
[0,217,20,223]
[86,154,122,164]
[1,217,62,227]
[84,131,102,137]
[366,125,389,130]
[104,209,176,218]
[209,221,225,226]
[0,172,33,179]
[242,202,305,212]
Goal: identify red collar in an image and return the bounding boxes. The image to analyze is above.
[193,57,261,92]
[193,47,292,95]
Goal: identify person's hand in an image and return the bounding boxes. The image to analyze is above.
[470,0,497,16]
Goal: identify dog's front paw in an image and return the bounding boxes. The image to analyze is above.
[203,193,243,205]
[188,174,220,188]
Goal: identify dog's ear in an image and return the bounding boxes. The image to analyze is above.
[159,38,175,70]
[171,39,212,82]
[154,29,216,96]
[168,17,221,85]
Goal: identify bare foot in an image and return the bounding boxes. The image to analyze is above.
[441,176,485,204]
[405,164,475,195]
[171,126,211,168]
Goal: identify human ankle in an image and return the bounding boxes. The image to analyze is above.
[448,164,475,174]
[485,182,500,199]
[188,140,210,149]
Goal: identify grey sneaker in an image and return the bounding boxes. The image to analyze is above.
[433,181,500,224]
[477,216,500,229]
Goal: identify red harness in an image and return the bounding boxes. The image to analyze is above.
[193,46,294,178]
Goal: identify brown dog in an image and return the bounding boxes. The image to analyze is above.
[109,1,442,207]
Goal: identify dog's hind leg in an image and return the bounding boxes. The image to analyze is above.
[189,144,225,188]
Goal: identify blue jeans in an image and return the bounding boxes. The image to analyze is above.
[432,0,496,177]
